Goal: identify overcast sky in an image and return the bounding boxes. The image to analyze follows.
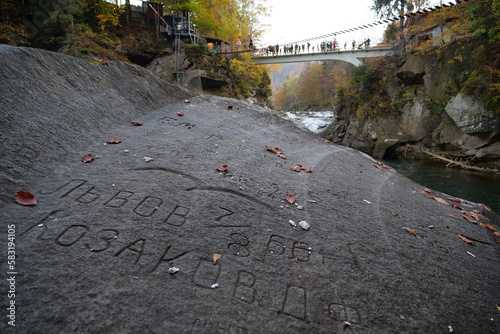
[258,0,385,47]
[259,0,450,48]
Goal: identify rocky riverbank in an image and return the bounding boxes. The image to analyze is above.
[323,53,500,168]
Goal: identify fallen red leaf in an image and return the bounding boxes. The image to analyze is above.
[480,222,497,232]
[420,191,433,198]
[228,106,233,110]
[303,167,312,173]
[404,227,416,235]
[355,176,361,180]
[449,213,460,220]
[177,111,184,116]
[470,212,482,221]
[82,154,94,163]
[451,203,464,210]
[14,191,37,206]
[273,147,284,155]
[321,138,331,143]
[458,234,473,244]
[446,197,462,203]
[216,165,228,172]
[284,193,295,204]
[382,165,392,169]
[372,163,381,169]
[473,209,480,214]
[290,166,301,172]
[100,61,108,66]
[277,153,287,159]
[477,203,491,212]
[130,121,143,126]
[462,214,477,224]
[423,188,432,194]
[107,138,122,144]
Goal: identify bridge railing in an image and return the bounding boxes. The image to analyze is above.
[254,43,379,57]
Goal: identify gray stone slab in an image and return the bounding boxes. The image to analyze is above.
[1,45,500,333]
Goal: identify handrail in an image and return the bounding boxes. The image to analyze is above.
[148,4,169,28]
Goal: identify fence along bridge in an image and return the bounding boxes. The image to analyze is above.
[253,47,394,66]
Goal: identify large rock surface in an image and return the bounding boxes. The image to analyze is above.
[445,93,500,134]
[1,45,500,333]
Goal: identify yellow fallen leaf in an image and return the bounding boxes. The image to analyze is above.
[434,197,449,206]
[213,253,221,264]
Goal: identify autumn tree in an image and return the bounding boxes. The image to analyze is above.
[405,0,500,111]
[0,0,28,45]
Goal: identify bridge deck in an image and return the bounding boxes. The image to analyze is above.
[253,47,394,66]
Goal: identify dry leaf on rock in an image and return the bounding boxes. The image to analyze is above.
[434,197,449,206]
[480,222,497,232]
[184,99,190,103]
[177,111,184,116]
[462,214,478,224]
[451,203,464,211]
[213,253,221,264]
[477,203,491,212]
[423,188,432,194]
[420,191,433,198]
[284,193,295,204]
[449,214,460,220]
[470,212,482,221]
[404,227,416,236]
[130,121,143,126]
[446,197,465,203]
[228,105,233,110]
[14,190,37,206]
[216,165,228,172]
[321,138,331,143]
[82,154,94,163]
[372,163,381,169]
[107,138,122,144]
[458,235,473,244]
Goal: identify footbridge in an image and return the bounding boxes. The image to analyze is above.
[253,47,394,66]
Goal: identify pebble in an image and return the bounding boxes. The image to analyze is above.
[299,221,310,230]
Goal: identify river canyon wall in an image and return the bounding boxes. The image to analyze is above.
[324,52,500,168]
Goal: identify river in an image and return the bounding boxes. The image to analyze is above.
[283,111,500,214]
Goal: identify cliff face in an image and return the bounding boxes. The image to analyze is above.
[145,45,272,108]
[324,52,500,167]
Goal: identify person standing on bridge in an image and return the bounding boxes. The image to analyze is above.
[307,42,310,52]
[237,39,242,51]
[344,42,347,50]
[352,39,356,49]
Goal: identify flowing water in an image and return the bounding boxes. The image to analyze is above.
[282,111,500,214]
[284,111,335,133]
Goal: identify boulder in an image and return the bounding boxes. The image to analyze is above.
[1,45,499,334]
[445,93,500,134]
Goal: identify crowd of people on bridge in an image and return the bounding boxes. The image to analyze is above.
[261,37,372,56]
